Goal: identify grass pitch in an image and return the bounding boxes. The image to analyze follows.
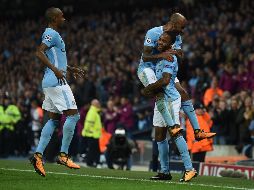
[0,159,253,190]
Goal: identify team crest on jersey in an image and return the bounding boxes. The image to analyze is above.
[44,35,52,42]
[146,38,152,44]
[165,65,175,70]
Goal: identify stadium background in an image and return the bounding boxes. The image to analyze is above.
[0,0,254,181]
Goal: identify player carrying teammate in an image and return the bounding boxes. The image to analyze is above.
[143,32,197,182]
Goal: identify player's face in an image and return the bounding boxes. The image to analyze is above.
[55,10,65,27]
[157,34,171,52]
[174,19,187,34]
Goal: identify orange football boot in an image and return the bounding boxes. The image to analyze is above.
[30,153,46,177]
[57,152,80,169]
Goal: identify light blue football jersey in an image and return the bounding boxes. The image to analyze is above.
[138,25,182,74]
[155,55,180,101]
[41,28,67,88]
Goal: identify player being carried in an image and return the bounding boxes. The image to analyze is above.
[30,7,85,177]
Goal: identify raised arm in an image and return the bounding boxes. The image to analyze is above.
[142,29,174,63]
[142,46,174,63]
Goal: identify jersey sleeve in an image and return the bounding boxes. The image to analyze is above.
[162,60,175,75]
[172,35,182,50]
[42,30,56,47]
[144,29,157,47]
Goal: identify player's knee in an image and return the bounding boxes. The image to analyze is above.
[64,113,80,130]
[156,97,166,112]
[49,119,60,127]
[155,136,166,142]
[67,113,80,122]
[170,130,183,139]
[41,119,59,137]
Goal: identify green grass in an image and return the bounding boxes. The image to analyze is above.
[0,160,253,190]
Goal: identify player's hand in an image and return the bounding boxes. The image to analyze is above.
[166,49,183,58]
[159,52,174,62]
[53,68,66,85]
[165,49,177,55]
[69,67,85,79]
[141,88,155,98]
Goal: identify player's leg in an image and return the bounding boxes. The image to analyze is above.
[61,109,79,155]
[150,106,172,180]
[172,131,197,182]
[52,84,80,169]
[168,98,197,182]
[30,89,61,177]
[138,68,176,129]
[175,80,216,140]
[155,92,176,127]
[36,112,61,154]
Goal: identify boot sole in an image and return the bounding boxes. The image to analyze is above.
[56,160,80,169]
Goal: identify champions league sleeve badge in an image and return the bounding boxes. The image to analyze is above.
[44,35,52,42]
[146,37,152,44]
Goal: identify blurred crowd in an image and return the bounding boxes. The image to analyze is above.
[0,0,254,158]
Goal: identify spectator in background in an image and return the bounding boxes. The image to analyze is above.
[136,110,153,132]
[15,101,31,156]
[219,64,236,94]
[186,102,214,162]
[236,96,253,157]
[105,128,132,170]
[247,54,254,91]
[117,97,134,138]
[104,100,119,134]
[211,99,230,144]
[236,65,249,92]
[248,118,254,156]
[194,68,210,100]
[227,98,240,144]
[30,100,43,151]
[1,95,21,157]
[81,99,102,167]
[203,77,224,107]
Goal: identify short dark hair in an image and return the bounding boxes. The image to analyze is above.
[163,32,177,45]
[45,7,59,23]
